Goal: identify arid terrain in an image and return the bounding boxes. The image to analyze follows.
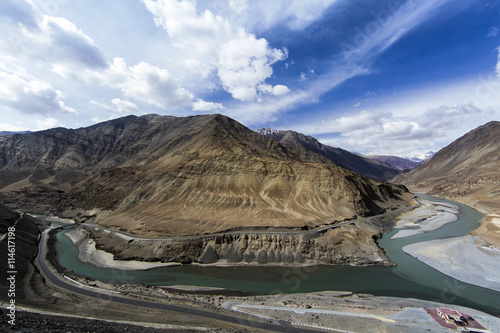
[0,114,413,266]
[255,128,402,181]
[392,121,500,248]
[0,114,411,236]
[1,119,499,332]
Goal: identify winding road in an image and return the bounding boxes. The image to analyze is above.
[35,228,327,332]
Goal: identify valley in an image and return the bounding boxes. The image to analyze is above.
[1,115,499,332]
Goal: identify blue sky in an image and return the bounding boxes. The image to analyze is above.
[0,0,499,156]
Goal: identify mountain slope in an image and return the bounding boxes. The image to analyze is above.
[0,114,410,237]
[366,155,420,170]
[255,129,401,181]
[391,121,500,209]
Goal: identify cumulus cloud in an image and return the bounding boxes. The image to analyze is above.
[141,0,289,101]
[39,16,107,71]
[318,110,389,133]
[0,2,107,78]
[96,58,194,109]
[0,71,76,115]
[36,117,63,130]
[90,98,140,122]
[258,84,291,97]
[192,99,225,112]
[307,104,485,155]
[218,31,287,101]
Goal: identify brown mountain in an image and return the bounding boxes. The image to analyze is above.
[0,114,409,237]
[391,121,500,210]
[255,128,401,181]
[366,155,420,171]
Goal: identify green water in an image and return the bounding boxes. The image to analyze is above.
[56,194,500,316]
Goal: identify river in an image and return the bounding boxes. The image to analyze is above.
[54,194,500,316]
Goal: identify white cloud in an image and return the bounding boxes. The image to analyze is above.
[0,3,107,79]
[226,0,455,125]
[497,47,500,76]
[339,0,452,64]
[0,0,37,29]
[230,0,338,32]
[89,98,140,121]
[258,84,290,97]
[36,117,63,130]
[228,0,249,14]
[299,104,488,156]
[218,30,287,101]
[192,99,225,112]
[0,123,29,132]
[110,98,140,114]
[96,58,194,109]
[39,15,107,71]
[141,0,289,101]
[318,110,389,133]
[488,27,499,37]
[0,71,76,115]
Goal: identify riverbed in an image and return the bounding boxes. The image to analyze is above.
[55,194,500,316]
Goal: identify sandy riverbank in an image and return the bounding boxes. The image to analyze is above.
[403,235,500,293]
[451,196,500,249]
[391,199,459,239]
[64,229,176,270]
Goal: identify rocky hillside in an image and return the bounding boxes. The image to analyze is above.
[392,121,500,210]
[0,114,410,237]
[77,206,405,267]
[255,128,401,181]
[0,204,49,300]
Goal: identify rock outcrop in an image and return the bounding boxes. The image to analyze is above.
[78,207,404,266]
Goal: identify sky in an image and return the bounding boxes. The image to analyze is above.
[0,0,499,157]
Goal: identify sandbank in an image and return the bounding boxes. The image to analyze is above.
[403,235,500,293]
[391,199,459,239]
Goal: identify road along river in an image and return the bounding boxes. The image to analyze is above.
[54,194,500,316]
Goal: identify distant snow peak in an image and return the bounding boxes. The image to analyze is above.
[408,151,435,163]
[254,128,283,135]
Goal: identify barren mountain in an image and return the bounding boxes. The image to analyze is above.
[366,155,420,170]
[391,121,500,211]
[255,128,401,181]
[0,114,410,237]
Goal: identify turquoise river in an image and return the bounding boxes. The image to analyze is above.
[55,194,500,316]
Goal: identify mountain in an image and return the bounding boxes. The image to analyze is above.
[254,128,401,181]
[0,114,409,237]
[407,151,435,163]
[391,121,500,209]
[0,131,31,136]
[366,155,420,170]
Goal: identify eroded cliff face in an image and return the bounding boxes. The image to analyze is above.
[79,213,396,267]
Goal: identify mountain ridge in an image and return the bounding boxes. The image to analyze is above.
[0,114,410,237]
[255,128,402,181]
[391,121,499,210]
